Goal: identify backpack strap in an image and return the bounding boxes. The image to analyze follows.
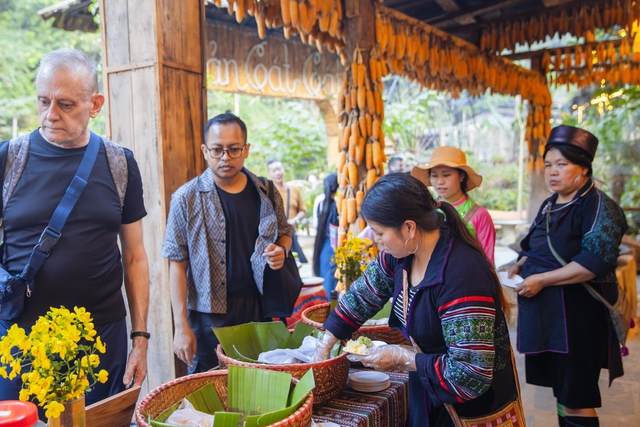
[286,186,291,219]
[0,141,9,212]
[101,137,128,208]
[3,133,30,215]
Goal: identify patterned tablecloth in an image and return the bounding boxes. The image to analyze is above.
[311,369,409,427]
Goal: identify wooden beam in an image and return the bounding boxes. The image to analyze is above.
[434,0,460,13]
[503,38,623,62]
[542,0,573,6]
[445,0,599,34]
[428,0,523,27]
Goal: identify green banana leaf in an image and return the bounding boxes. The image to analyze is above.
[149,420,181,427]
[227,365,291,415]
[213,411,241,427]
[231,345,261,363]
[256,369,315,427]
[186,383,225,414]
[151,401,182,423]
[152,382,224,424]
[213,321,317,361]
[213,322,292,360]
[286,322,315,349]
[372,301,392,320]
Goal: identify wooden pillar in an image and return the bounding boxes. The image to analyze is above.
[99,0,206,392]
[315,99,340,167]
[345,0,376,68]
[527,57,549,222]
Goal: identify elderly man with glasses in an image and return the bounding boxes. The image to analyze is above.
[161,113,292,372]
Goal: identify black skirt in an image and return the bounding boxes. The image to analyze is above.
[524,283,609,408]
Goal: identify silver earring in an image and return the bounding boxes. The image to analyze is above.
[574,175,581,187]
[404,237,419,255]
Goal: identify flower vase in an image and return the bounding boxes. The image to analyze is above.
[48,396,86,427]
[343,276,352,293]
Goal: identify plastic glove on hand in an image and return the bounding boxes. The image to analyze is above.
[311,330,338,362]
[359,344,417,371]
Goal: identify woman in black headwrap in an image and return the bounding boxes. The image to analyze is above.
[313,173,339,297]
[508,125,628,427]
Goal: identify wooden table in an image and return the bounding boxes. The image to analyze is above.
[311,369,409,427]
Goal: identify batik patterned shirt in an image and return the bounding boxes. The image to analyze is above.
[161,168,291,313]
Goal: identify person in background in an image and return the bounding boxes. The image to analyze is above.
[0,48,150,407]
[508,126,627,427]
[359,155,404,244]
[266,159,308,263]
[412,146,496,264]
[313,173,516,426]
[312,173,339,298]
[388,156,404,173]
[162,113,292,372]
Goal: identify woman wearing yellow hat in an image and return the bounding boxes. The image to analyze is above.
[412,146,496,263]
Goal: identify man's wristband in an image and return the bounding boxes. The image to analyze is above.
[276,244,289,257]
[130,331,151,340]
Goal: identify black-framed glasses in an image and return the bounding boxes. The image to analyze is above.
[206,145,246,159]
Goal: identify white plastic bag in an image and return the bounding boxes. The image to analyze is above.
[258,335,318,364]
[165,398,214,427]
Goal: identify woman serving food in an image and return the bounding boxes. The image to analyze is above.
[313,173,516,426]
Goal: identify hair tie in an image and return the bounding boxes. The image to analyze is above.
[435,200,441,209]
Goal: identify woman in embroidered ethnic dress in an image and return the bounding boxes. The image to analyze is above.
[412,146,496,264]
[508,125,627,427]
[313,173,516,427]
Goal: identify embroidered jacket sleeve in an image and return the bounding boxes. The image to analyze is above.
[573,190,628,277]
[416,291,497,405]
[324,251,396,339]
[470,207,496,264]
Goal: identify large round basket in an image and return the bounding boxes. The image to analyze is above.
[216,344,349,406]
[301,302,410,345]
[135,369,313,427]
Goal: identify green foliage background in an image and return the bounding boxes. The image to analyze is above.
[0,0,103,140]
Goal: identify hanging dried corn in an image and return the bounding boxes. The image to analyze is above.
[478,1,635,54]
[336,46,384,241]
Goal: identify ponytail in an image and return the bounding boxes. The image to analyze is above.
[438,201,510,318]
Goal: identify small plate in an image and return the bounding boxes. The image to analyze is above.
[314,422,341,427]
[349,371,390,383]
[498,271,524,289]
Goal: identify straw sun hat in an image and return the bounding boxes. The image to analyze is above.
[411,146,483,192]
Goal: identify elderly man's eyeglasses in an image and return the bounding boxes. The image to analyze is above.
[206,145,246,159]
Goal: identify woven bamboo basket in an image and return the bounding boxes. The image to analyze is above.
[216,344,349,406]
[301,302,410,345]
[135,369,313,427]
